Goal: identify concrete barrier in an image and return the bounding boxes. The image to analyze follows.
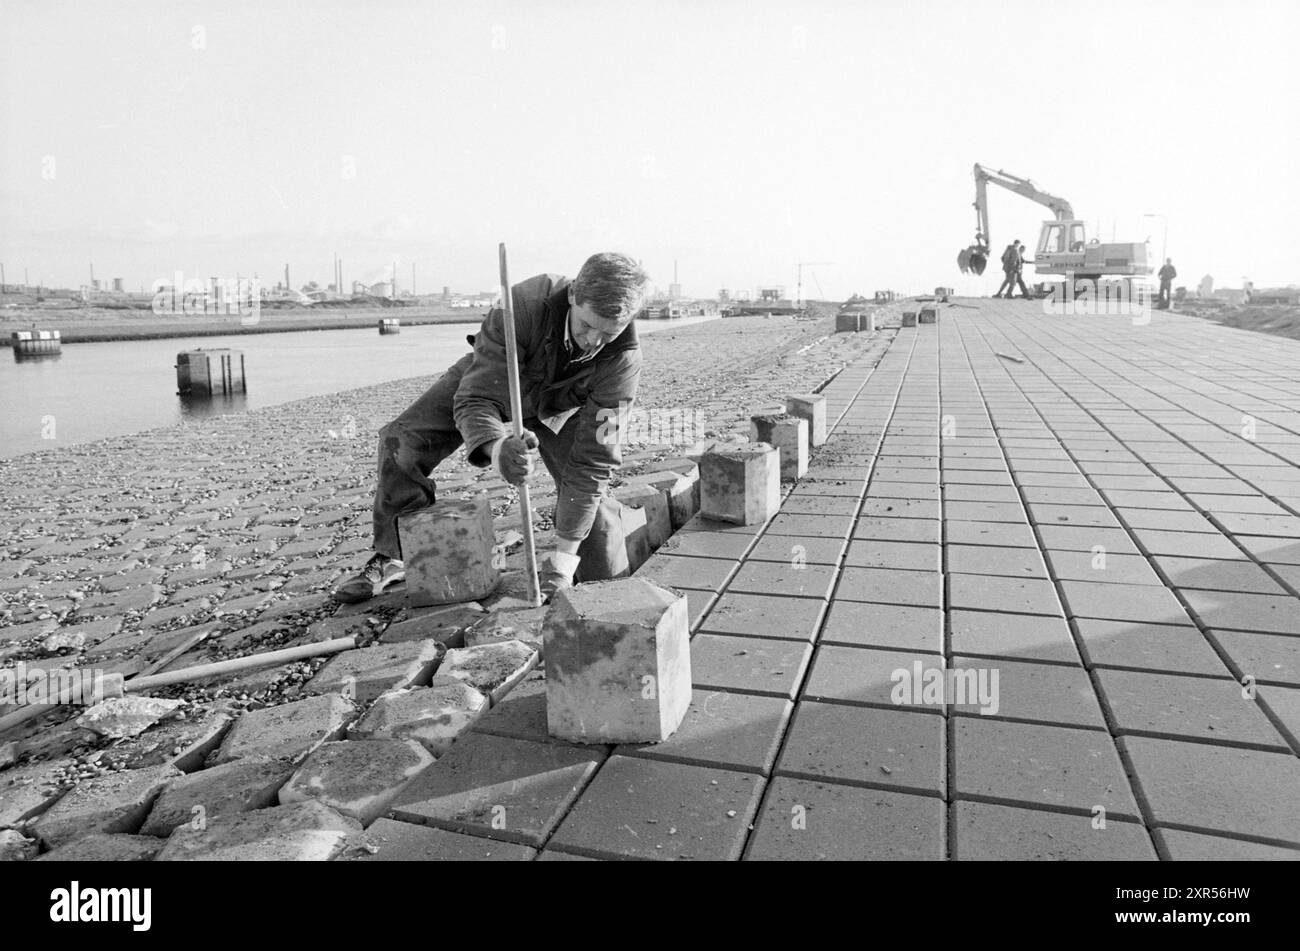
[10,330,61,357]
[379,318,401,335]
[399,496,498,606]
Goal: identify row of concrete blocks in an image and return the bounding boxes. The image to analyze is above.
[836,310,876,333]
[378,318,401,334]
[901,304,940,327]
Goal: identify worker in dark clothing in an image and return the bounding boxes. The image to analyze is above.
[1158,258,1177,309]
[993,241,1019,298]
[1012,242,1032,298]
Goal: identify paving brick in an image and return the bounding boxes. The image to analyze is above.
[803,645,943,712]
[1096,668,1287,749]
[765,513,854,538]
[633,553,734,592]
[859,498,939,520]
[1153,828,1300,861]
[0,758,74,828]
[36,832,164,862]
[549,755,765,861]
[696,592,824,642]
[1116,508,1215,532]
[945,520,1039,549]
[949,655,1106,728]
[1121,736,1300,844]
[852,516,940,543]
[820,601,941,653]
[945,544,1045,578]
[844,539,940,572]
[726,560,837,600]
[617,689,792,774]
[688,633,812,698]
[776,701,944,795]
[1182,589,1300,635]
[379,603,486,646]
[953,801,1154,860]
[943,501,1026,523]
[156,800,360,861]
[1058,579,1189,625]
[389,732,603,846]
[745,777,943,861]
[349,683,489,755]
[949,610,1079,664]
[1038,525,1140,554]
[279,738,434,825]
[342,817,536,861]
[836,567,943,608]
[141,756,294,836]
[1130,528,1244,560]
[1077,619,1230,677]
[656,529,754,560]
[214,694,356,764]
[747,534,844,565]
[305,640,445,704]
[30,764,180,848]
[949,573,1062,616]
[954,717,1140,819]
[434,640,537,705]
[1045,550,1163,586]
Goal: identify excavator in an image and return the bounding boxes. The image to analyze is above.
[957,164,1151,288]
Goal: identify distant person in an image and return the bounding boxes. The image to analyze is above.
[1158,258,1177,309]
[331,252,650,605]
[1012,241,1032,298]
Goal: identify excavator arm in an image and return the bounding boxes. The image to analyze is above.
[959,163,1075,276]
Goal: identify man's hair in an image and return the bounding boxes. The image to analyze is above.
[571,253,650,322]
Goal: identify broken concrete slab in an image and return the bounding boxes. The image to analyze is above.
[749,414,809,481]
[544,578,691,744]
[29,763,180,849]
[279,738,435,826]
[140,756,295,836]
[348,683,488,757]
[379,602,486,648]
[786,393,828,448]
[464,606,547,654]
[36,832,163,862]
[433,640,538,705]
[399,497,499,606]
[613,484,671,552]
[75,696,186,740]
[213,694,356,765]
[155,800,361,861]
[699,443,780,525]
[97,703,235,772]
[0,757,74,829]
[341,817,537,861]
[0,828,37,861]
[304,639,444,705]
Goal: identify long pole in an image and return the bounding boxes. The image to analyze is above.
[498,243,542,606]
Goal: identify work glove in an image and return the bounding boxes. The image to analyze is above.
[494,430,539,485]
[539,550,580,603]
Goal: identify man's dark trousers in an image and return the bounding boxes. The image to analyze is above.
[1159,281,1172,309]
[371,353,629,582]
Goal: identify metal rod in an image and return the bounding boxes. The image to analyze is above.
[498,243,543,606]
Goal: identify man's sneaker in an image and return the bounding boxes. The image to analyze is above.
[331,554,405,604]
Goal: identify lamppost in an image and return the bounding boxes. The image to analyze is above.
[1143,213,1167,264]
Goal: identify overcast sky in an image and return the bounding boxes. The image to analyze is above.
[1,0,1296,299]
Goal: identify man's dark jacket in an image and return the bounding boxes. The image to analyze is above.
[452,273,641,546]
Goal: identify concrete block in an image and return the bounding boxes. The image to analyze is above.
[616,498,652,572]
[36,833,163,862]
[614,483,671,552]
[464,606,547,654]
[919,306,938,324]
[379,602,486,647]
[140,756,295,836]
[836,312,861,333]
[749,414,808,481]
[699,443,780,525]
[0,829,37,861]
[343,818,538,861]
[29,764,181,849]
[860,311,876,332]
[214,694,356,764]
[902,310,918,327]
[543,578,691,744]
[433,640,539,705]
[786,393,828,448]
[398,497,498,606]
[626,466,699,530]
[0,758,74,829]
[348,683,489,757]
[279,739,434,826]
[156,801,361,861]
[305,639,445,704]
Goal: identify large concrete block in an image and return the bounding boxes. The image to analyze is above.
[749,414,808,481]
[543,578,691,744]
[140,756,295,836]
[398,497,498,606]
[156,801,361,861]
[919,306,938,324]
[616,498,652,572]
[304,639,445,704]
[786,393,827,448]
[836,312,861,333]
[699,443,780,525]
[902,310,918,327]
[627,466,699,530]
[614,484,671,552]
[29,764,181,848]
[214,694,356,764]
[433,640,539,705]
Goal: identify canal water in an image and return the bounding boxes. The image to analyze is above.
[0,317,713,460]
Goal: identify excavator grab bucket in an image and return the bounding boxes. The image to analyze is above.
[958,246,988,276]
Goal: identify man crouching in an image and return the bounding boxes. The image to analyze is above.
[332,252,650,604]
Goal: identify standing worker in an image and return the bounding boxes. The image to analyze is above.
[993,241,1019,298]
[1158,258,1177,309]
[1012,241,1032,299]
[331,252,651,604]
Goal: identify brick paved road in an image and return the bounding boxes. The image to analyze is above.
[421,300,1300,860]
